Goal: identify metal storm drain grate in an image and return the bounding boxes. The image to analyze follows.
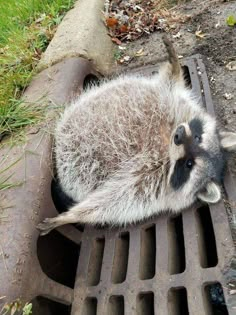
[72,211,232,315]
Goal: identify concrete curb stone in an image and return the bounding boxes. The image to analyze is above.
[38,0,115,75]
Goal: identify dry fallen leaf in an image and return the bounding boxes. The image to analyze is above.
[119,25,128,33]
[173,31,181,38]
[135,48,144,57]
[104,1,189,43]
[224,93,234,100]
[106,17,118,27]
[226,61,236,71]
[123,56,131,61]
[118,45,126,50]
[111,37,122,45]
[195,30,207,39]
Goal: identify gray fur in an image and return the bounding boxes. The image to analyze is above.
[37,37,236,235]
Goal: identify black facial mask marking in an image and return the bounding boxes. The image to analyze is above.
[171,119,226,190]
[170,150,226,191]
[170,157,195,189]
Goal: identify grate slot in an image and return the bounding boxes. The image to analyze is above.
[203,283,229,315]
[83,74,100,90]
[137,292,154,315]
[108,296,125,315]
[31,296,71,315]
[168,215,186,274]
[51,178,74,214]
[182,65,192,88]
[111,232,129,284]
[139,225,156,280]
[82,297,97,315]
[87,237,105,286]
[195,207,218,268]
[37,230,79,288]
[168,287,189,315]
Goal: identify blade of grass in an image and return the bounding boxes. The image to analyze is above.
[0,0,75,139]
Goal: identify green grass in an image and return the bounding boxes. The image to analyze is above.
[0,0,75,138]
[0,152,22,191]
[0,300,32,315]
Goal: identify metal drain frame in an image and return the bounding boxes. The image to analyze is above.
[0,55,235,315]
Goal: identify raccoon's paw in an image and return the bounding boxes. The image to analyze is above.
[37,218,57,236]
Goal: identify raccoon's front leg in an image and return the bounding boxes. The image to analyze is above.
[37,206,98,235]
[37,160,156,235]
[37,190,119,236]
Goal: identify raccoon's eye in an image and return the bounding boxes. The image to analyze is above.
[186,159,194,169]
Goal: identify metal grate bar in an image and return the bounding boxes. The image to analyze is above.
[126,229,141,279]
[155,217,169,275]
[100,233,116,284]
[182,210,200,272]
[187,284,206,315]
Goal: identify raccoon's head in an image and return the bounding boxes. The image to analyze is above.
[166,114,236,211]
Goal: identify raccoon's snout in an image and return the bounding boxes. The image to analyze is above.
[174,125,186,145]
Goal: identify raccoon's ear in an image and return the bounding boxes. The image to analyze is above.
[197,181,221,204]
[220,131,236,152]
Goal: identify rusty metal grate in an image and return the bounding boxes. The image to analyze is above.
[72,210,231,314]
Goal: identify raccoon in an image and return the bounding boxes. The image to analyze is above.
[37,36,236,235]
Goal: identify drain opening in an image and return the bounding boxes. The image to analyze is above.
[168,215,186,275]
[108,296,124,315]
[37,230,79,288]
[195,206,218,268]
[182,65,192,88]
[87,237,105,286]
[51,178,84,231]
[136,292,154,315]
[112,232,129,284]
[82,297,97,315]
[139,225,156,280]
[168,287,189,315]
[51,178,75,214]
[83,74,100,90]
[31,296,71,315]
[204,283,229,315]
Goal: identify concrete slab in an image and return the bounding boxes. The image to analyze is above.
[0,58,93,308]
[39,0,115,75]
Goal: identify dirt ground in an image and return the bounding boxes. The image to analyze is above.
[115,0,236,131]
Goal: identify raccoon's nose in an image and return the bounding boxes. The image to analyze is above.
[174,125,186,145]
